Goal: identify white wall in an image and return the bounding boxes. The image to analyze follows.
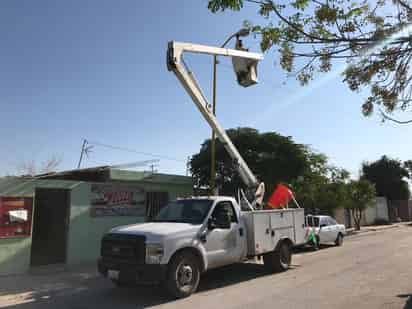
[363,197,388,225]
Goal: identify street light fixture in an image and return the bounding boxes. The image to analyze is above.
[210,28,251,195]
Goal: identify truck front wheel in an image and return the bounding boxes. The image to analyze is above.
[165,252,200,299]
[263,241,292,273]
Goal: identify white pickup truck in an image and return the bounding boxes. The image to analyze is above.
[98,196,305,298]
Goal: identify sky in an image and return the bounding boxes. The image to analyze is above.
[1,0,412,178]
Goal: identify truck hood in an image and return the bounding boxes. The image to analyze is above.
[109,222,200,240]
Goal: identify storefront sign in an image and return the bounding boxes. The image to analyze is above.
[90,184,145,217]
[0,197,33,238]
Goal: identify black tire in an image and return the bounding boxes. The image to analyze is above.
[335,233,343,246]
[263,241,292,273]
[165,252,200,299]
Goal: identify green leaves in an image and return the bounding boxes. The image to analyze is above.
[190,127,313,197]
[292,0,310,10]
[362,156,410,201]
[260,27,282,52]
[207,0,412,122]
[315,5,338,24]
[346,179,376,229]
[207,0,243,13]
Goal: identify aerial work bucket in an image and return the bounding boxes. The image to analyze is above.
[232,39,259,87]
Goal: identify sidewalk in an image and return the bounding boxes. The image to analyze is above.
[346,221,411,236]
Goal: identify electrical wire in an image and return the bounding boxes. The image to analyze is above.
[86,140,186,163]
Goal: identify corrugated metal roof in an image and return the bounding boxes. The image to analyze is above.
[37,165,192,185]
[0,177,83,197]
[109,169,192,185]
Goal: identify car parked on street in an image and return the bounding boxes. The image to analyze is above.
[305,215,346,247]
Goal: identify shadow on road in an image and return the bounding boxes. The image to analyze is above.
[293,244,335,254]
[398,294,412,309]
[0,263,277,309]
[198,262,272,292]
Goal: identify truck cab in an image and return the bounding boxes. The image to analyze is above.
[98,196,305,298]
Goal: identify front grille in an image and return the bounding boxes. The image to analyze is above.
[101,233,146,264]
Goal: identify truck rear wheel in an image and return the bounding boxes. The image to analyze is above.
[165,252,200,299]
[263,241,292,273]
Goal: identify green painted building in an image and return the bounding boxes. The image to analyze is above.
[0,167,192,275]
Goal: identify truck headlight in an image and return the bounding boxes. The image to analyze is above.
[145,244,164,264]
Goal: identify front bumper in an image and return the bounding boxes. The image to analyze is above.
[98,257,167,284]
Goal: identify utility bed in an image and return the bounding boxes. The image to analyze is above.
[242,208,305,256]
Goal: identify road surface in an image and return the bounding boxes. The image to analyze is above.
[1,225,411,309]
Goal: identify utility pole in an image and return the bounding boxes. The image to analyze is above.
[210,55,217,194]
[77,139,87,169]
[210,29,251,195]
[149,164,158,173]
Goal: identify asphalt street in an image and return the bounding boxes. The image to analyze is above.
[1,225,411,309]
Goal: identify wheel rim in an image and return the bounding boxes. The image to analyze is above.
[280,243,291,266]
[176,260,194,291]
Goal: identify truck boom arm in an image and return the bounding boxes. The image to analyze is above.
[167,41,263,189]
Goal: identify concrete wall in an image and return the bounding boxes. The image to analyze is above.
[332,197,389,228]
[389,200,411,222]
[333,208,345,225]
[362,197,389,225]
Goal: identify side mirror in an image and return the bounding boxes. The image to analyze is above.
[320,224,326,228]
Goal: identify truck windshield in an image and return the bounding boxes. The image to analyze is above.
[306,216,320,227]
[153,200,213,224]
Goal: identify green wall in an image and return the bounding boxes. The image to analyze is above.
[0,178,193,275]
[66,181,193,266]
[66,183,145,265]
[0,237,32,275]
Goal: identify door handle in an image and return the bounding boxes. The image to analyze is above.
[239,228,244,237]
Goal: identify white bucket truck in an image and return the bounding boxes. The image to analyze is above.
[98,40,306,298]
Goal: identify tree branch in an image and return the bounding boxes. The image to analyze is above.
[244,0,373,44]
[396,0,412,12]
[380,109,412,124]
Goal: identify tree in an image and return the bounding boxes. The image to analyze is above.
[190,127,311,196]
[191,127,349,215]
[18,156,62,176]
[292,163,350,215]
[208,0,412,123]
[361,155,410,201]
[346,179,376,230]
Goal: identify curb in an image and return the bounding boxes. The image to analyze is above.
[346,223,404,237]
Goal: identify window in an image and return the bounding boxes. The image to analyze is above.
[328,217,337,225]
[153,199,213,224]
[320,217,329,226]
[212,201,238,223]
[306,216,320,227]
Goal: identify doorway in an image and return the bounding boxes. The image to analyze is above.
[30,188,71,266]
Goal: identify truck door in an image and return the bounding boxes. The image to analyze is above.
[204,201,243,268]
[225,201,246,263]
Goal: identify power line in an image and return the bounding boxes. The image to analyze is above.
[86,139,186,163]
